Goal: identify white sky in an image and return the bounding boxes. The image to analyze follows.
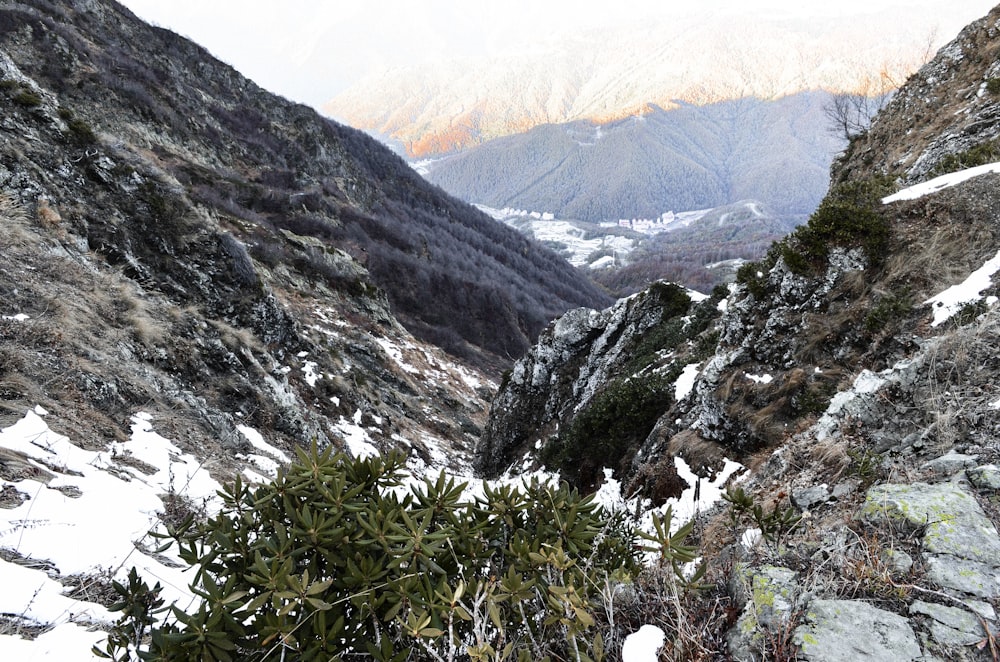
[118,1,995,107]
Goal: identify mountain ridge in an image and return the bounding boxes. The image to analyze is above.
[324,5,990,158]
[421,91,843,225]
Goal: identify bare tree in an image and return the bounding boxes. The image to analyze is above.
[825,28,940,142]
[824,84,894,142]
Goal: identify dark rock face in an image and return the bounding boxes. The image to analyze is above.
[476,281,721,491]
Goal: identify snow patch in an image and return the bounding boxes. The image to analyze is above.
[302,360,320,386]
[882,161,1000,203]
[674,363,701,401]
[622,624,666,661]
[336,413,379,459]
[815,369,886,440]
[924,249,1000,327]
[237,425,290,463]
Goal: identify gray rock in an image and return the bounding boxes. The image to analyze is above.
[831,480,859,500]
[728,566,800,662]
[920,451,978,477]
[792,485,831,511]
[862,482,1000,565]
[793,599,922,661]
[963,599,997,621]
[881,548,914,576]
[910,600,987,647]
[967,464,1000,490]
[925,554,1000,599]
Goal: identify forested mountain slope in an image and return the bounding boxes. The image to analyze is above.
[423,92,843,224]
[0,0,609,375]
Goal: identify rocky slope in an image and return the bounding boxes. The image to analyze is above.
[0,0,608,487]
[837,4,1000,188]
[0,0,609,376]
[478,7,1000,659]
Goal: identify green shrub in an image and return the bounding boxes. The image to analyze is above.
[645,281,693,319]
[542,371,675,488]
[775,177,892,275]
[723,486,801,550]
[986,78,1000,95]
[58,108,97,146]
[95,446,696,662]
[931,140,1000,177]
[12,89,42,107]
[863,290,912,334]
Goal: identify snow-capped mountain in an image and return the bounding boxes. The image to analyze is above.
[324,3,994,157]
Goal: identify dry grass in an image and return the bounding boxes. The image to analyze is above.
[919,305,1000,452]
[208,318,263,353]
[34,197,61,228]
[809,437,852,479]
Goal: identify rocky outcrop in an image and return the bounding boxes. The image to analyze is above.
[475,282,720,489]
[477,5,1000,658]
[836,5,1000,186]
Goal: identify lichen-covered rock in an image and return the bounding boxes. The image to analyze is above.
[727,565,800,661]
[793,600,922,661]
[910,600,992,648]
[924,555,1000,599]
[862,482,1000,565]
[968,464,1000,490]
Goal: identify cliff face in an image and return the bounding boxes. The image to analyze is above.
[478,7,1000,658]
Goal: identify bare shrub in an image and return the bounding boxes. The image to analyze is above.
[34,196,61,228]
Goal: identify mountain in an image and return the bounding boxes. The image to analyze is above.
[478,5,1000,658]
[3,0,1000,659]
[323,5,992,158]
[421,92,844,224]
[1,1,609,376]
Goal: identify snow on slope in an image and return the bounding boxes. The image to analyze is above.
[881,161,1000,203]
[0,399,740,658]
[884,162,1000,326]
[0,408,224,658]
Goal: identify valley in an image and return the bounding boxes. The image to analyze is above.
[2,1,1000,660]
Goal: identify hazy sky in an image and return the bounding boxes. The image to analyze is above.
[119,1,996,108]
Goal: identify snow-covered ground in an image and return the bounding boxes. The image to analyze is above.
[881,161,1000,203]
[0,408,232,658]
[884,162,1000,326]
[0,397,738,659]
[476,205,637,268]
